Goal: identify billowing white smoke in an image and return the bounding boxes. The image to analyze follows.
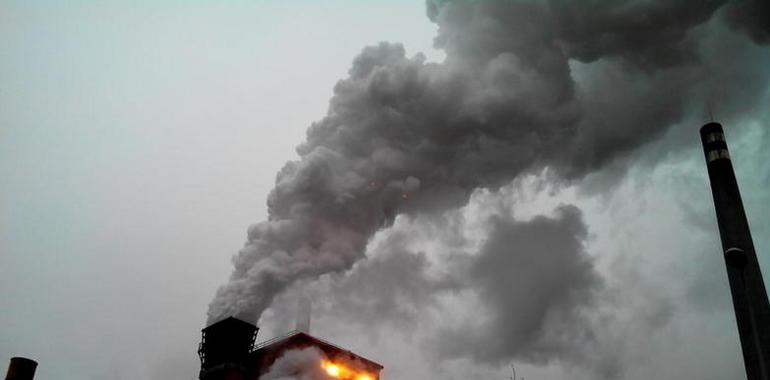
[260,347,328,380]
[207,0,770,325]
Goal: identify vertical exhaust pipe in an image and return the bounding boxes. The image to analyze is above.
[700,122,770,380]
[4,357,37,380]
[295,297,312,334]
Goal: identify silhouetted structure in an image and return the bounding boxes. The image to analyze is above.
[199,317,258,380]
[701,122,770,380]
[199,317,382,380]
[4,357,37,380]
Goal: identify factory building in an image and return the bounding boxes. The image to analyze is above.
[199,317,383,380]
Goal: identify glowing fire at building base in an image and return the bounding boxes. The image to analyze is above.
[322,360,374,380]
[198,317,383,380]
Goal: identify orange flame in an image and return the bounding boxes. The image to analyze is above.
[320,360,374,380]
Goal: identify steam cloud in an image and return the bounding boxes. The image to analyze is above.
[207,0,770,332]
[433,204,612,374]
[260,347,328,380]
[302,195,614,376]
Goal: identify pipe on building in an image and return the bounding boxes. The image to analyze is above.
[4,357,37,380]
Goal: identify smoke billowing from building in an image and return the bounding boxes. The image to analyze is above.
[259,347,325,380]
[207,0,770,343]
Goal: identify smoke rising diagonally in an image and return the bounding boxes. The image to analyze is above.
[207,0,770,325]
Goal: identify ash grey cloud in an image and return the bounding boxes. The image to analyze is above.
[549,0,726,69]
[433,205,608,373]
[208,0,770,329]
[723,0,770,44]
[321,230,462,326]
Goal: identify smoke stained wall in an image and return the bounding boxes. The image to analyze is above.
[207,0,770,330]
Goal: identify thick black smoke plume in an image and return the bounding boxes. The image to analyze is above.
[208,0,769,324]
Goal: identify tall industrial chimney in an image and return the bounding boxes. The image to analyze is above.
[700,122,770,380]
[4,357,37,380]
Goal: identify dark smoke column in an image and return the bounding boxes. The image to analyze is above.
[701,122,770,380]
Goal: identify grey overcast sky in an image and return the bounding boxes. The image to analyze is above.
[1,2,439,379]
[1,1,769,380]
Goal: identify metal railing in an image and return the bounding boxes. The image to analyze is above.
[254,330,302,350]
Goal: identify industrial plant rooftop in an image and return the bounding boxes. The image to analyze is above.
[199,316,383,380]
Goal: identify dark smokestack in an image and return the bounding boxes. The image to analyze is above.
[4,357,37,380]
[198,317,258,380]
[700,122,770,380]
